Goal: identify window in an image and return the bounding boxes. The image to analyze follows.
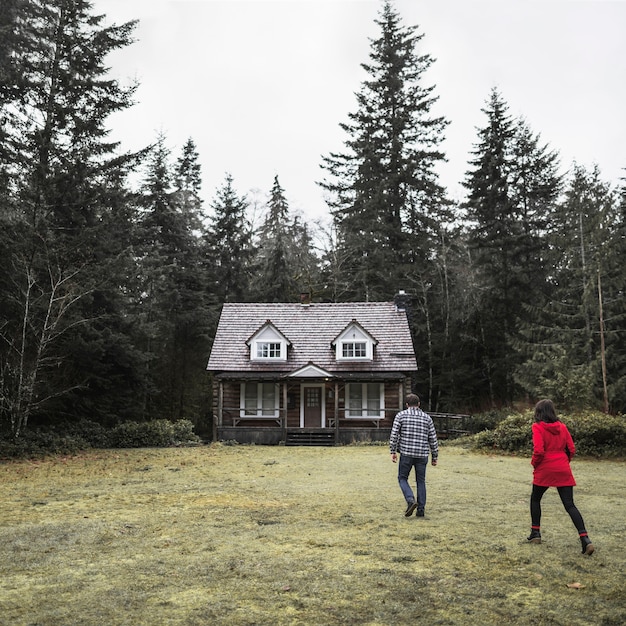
[342,342,367,358]
[346,383,384,418]
[256,342,282,359]
[248,323,288,362]
[334,322,375,361]
[242,383,279,417]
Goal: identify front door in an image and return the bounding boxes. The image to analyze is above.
[302,385,323,427]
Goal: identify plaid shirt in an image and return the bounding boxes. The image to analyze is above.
[389,407,439,459]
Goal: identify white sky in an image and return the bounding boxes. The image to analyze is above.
[95,0,626,222]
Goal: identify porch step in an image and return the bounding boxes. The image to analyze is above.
[285,430,336,446]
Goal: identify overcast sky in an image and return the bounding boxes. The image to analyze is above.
[95,0,626,222]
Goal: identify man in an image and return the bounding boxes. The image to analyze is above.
[389,393,439,517]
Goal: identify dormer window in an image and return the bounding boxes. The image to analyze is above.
[247,321,290,362]
[257,342,282,359]
[342,342,367,358]
[333,320,377,361]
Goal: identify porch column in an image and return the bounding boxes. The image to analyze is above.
[282,382,288,442]
[214,379,224,441]
[334,381,339,440]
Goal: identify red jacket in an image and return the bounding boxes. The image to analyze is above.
[531,420,576,487]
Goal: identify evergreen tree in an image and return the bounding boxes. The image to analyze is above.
[607,176,626,410]
[206,173,252,303]
[517,165,621,409]
[0,0,141,435]
[463,89,561,406]
[174,137,203,227]
[290,215,322,300]
[252,176,298,302]
[170,138,210,425]
[135,134,209,423]
[319,0,448,302]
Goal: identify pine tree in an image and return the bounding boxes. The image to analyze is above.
[206,173,252,303]
[517,165,620,409]
[0,0,141,434]
[319,0,448,302]
[290,215,322,300]
[606,176,626,410]
[135,134,209,422]
[463,89,561,406]
[252,176,298,302]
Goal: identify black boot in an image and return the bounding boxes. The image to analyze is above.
[527,529,542,544]
[580,535,594,555]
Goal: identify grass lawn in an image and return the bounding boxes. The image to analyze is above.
[0,444,624,625]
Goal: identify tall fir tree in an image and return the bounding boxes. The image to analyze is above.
[206,173,252,303]
[252,176,299,302]
[463,89,561,406]
[135,134,209,423]
[607,175,626,410]
[319,0,448,302]
[0,0,141,434]
[516,165,621,409]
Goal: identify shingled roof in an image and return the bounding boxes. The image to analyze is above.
[207,301,417,375]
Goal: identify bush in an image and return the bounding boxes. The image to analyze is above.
[491,412,534,452]
[0,419,202,459]
[564,412,626,457]
[466,410,626,457]
[108,419,201,449]
[0,429,89,459]
[171,419,202,445]
[468,409,511,433]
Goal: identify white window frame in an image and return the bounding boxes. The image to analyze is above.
[335,323,374,361]
[344,382,385,419]
[249,325,288,362]
[240,382,280,418]
[255,341,282,359]
[341,341,367,359]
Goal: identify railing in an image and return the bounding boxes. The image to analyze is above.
[222,407,284,427]
[428,412,472,439]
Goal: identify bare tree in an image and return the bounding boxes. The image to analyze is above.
[0,250,92,437]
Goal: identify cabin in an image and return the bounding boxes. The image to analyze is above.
[206,293,418,445]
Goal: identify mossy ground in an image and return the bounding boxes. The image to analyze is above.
[0,445,624,625]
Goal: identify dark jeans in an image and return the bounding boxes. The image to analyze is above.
[530,484,587,533]
[398,455,428,510]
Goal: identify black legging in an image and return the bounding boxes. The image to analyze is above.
[530,484,587,534]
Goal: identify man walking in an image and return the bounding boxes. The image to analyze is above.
[389,393,439,517]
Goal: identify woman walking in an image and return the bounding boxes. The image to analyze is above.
[528,399,594,555]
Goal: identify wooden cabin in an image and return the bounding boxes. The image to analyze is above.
[206,296,417,445]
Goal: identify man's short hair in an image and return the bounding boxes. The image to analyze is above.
[405,393,420,406]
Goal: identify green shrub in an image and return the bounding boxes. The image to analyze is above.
[108,419,201,449]
[491,412,533,452]
[171,419,202,445]
[563,412,626,457]
[0,429,89,459]
[0,419,202,459]
[466,410,626,457]
[469,409,511,433]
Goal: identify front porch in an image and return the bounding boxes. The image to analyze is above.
[216,425,392,446]
[216,412,472,446]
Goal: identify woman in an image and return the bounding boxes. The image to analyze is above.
[528,399,594,555]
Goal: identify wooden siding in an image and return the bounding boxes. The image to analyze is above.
[213,377,412,432]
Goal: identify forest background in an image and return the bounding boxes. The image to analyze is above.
[1,0,625,443]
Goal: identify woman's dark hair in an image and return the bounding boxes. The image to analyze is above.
[534,399,558,423]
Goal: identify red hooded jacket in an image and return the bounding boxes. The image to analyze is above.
[531,420,576,487]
